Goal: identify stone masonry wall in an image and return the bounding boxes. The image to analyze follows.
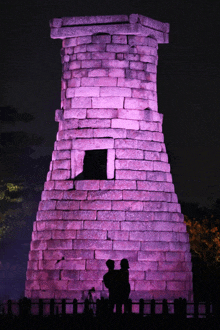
[25,14,193,303]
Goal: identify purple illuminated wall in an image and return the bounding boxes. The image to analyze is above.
[25,14,193,302]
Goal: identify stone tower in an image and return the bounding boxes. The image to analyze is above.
[25,14,193,302]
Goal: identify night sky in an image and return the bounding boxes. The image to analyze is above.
[0,0,220,299]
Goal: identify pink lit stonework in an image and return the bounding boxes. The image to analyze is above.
[25,14,193,302]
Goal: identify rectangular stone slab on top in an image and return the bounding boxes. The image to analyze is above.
[50,14,169,43]
[25,13,193,303]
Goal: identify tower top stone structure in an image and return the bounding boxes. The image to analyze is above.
[50,14,169,43]
[25,14,193,304]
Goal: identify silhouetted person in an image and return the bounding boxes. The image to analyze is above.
[115,259,130,313]
[103,259,117,311]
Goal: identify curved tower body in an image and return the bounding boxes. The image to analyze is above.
[25,14,193,302]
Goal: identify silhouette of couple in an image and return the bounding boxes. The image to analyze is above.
[103,259,130,312]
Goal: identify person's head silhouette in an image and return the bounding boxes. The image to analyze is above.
[106,259,115,271]
[120,259,129,270]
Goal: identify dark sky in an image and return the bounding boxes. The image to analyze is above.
[0,0,220,301]
[1,0,220,208]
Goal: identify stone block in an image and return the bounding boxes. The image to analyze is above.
[106,44,129,52]
[116,149,143,159]
[95,250,138,261]
[40,280,68,291]
[43,250,64,260]
[137,181,175,192]
[88,68,108,77]
[153,161,170,172]
[76,52,92,60]
[124,97,149,109]
[81,60,101,68]
[73,138,114,150]
[138,251,165,261]
[141,241,169,251]
[125,211,154,221]
[59,119,79,130]
[121,221,151,231]
[78,118,110,128]
[51,169,71,180]
[158,261,183,272]
[56,201,79,210]
[77,230,107,240]
[138,140,162,151]
[69,61,81,70]
[97,211,125,221]
[92,34,111,43]
[145,63,157,73]
[115,159,153,171]
[115,138,138,149]
[159,232,177,241]
[63,109,87,119]
[38,201,56,211]
[47,240,73,250]
[130,61,144,70]
[109,68,125,77]
[63,190,87,200]
[100,86,131,97]
[118,109,147,120]
[71,69,87,78]
[78,33,92,43]
[52,230,76,239]
[83,77,117,86]
[30,240,47,251]
[52,159,71,170]
[75,87,99,97]
[79,270,105,281]
[55,140,72,150]
[88,190,122,200]
[74,239,112,250]
[73,44,87,53]
[87,109,118,119]
[25,280,40,290]
[54,180,74,190]
[63,210,96,220]
[107,230,129,240]
[167,281,185,291]
[129,261,158,271]
[135,281,166,291]
[165,252,185,262]
[94,128,125,139]
[136,45,157,56]
[27,260,38,270]
[26,270,59,281]
[111,118,139,130]
[71,97,91,108]
[74,180,99,190]
[107,148,115,179]
[92,96,124,108]
[169,242,189,252]
[144,201,169,212]
[87,44,106,52]
[33,231,52,240]
[146,171,167,181]
[102,60,129,68]
[84,220,120,230]
[112,201,143,211]
[64,250,94,260]
[44,181,55,190]
[80,200,111,210]
[115,170,146,180]
[41,190,64,200]
[113,241,140,251]
[99,180,136,190]
[92,52,115,60]
[130,231,159,241]
[28,250,43,261]
[117,78,141,88]
[123,190,150,201]
[36,210,63,220]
